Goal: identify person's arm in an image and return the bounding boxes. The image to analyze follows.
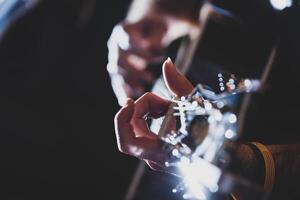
[233,143,300,198]
[114,58,300,198]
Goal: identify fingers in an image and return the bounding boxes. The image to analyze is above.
[134,93,170,119]
[131,137,167,164]
[107,24,155,99]
[163,58,194,96]
[116,48,154,98]
[145,160,165,171]
[132,92,170,138]
[114,98,136,151]
[114,98,168,164]
[118,48,154,83]
[109,45,155,99]
[145,160,181,177]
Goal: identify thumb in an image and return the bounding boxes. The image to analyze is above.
[162,58,194,96]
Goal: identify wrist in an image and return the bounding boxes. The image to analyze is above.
[226,142,265,186]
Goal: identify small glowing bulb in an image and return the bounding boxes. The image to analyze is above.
[181,156,190,164]
[225,129,235,139]
[217,101,224,108]
[210,185,219,193]
[229,84,236,90]
[270,0,292,10]
[208,116,214,124]
[196,107,206,115]
[204,102,212,111]
[228,114,237,124]
[214,112,223,121]
[244,79,251,88]
[172,149,180,157]
[183,193,190,199]
[191,101,198,109]
[169,135,175,140]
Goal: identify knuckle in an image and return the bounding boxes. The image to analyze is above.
[117,143,130,154]
[143,92,152,99]
[117,137,135,154]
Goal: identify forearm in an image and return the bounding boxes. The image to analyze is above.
[234,143,300,198]
[267,144,300,197]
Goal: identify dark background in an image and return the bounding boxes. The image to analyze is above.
[0,0,135,199]
[0,0,299,200]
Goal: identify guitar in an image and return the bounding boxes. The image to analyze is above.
[0,0,40,40]
[156,78,265,200]
[120,1,279,200]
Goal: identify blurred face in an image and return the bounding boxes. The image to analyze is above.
[123,15,167,63]
[123,0,200,63]
[107,0,202,102]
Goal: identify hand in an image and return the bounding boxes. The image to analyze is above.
[114,58,194,173]
[107,22,166,104]
[107,0,200,105]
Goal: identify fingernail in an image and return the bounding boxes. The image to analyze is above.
[163,57,175,70]
[166,57,173,65]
